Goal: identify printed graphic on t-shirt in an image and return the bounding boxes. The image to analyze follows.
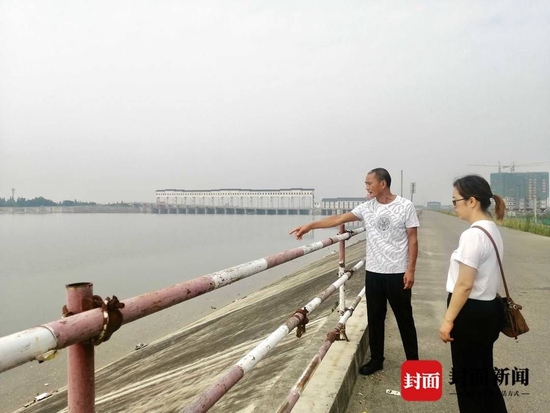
[351,196,419,273]
[375,216,392,233]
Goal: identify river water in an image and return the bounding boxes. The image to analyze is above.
[0,213,364,412]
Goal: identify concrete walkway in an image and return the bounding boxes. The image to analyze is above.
[346,211,549,413]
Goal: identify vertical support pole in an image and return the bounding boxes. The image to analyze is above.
[532,179,538,223]
[338,224,346,319]
[66,282,95,413]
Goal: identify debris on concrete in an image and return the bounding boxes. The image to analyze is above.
[385,389,401,396]
[35,349,58,363]
[134,343,148,351]
[34,393,52,402]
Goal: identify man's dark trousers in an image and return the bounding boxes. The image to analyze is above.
[365,271,419,362]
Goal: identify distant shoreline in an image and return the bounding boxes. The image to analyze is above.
[0,205,148,214]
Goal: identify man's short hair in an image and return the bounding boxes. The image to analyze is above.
[368,168,392,188]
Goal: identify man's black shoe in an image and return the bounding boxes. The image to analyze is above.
[359,360,383,376]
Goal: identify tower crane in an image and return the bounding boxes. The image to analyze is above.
[502,162,550,173]
[467,161,550,173]
[467,162,503,172]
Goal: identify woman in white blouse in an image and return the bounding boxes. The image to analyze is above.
[439,175,507,413]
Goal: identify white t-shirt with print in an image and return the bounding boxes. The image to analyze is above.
[446,220,504,301]
[351,196,419,274]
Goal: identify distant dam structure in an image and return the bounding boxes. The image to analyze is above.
[154,188,315,215]
[154,189,369,216]
[152,205,312,215]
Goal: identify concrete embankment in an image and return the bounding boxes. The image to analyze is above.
[17,240,369,413]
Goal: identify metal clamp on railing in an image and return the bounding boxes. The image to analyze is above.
[90,295,125,345]
[277,286,366,413]
[293,309,309,338]
[62,295,125,345]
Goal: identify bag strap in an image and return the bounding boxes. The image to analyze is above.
[471,225,511,300]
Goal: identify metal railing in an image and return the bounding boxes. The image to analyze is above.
[0,226,365,412]
[182,260,365,413]
[277,287,366,413]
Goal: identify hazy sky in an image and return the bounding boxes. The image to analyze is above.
[1,1,549,205]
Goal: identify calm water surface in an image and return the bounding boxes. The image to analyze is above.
[0,213,364,412]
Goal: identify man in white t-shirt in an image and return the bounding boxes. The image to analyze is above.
[290,168,419,375]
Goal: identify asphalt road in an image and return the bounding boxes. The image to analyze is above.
[346,210,550,413]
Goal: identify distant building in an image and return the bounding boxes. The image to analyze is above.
[427,201,441,211]
[320,197,366,211]
[490,172,549,211]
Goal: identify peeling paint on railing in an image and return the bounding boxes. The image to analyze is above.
[277,287,366,413]
[181,260,365,413]
[0,227,364,374]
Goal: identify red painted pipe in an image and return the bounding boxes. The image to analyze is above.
[66,282,95,413]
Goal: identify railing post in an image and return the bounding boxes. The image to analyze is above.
[66,282,95,413]
[338,224,346,316]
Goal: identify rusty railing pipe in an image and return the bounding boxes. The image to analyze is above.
[338,224,346,315]
[66,282,95,413]
[181,260,365,413]
[0,227,365,374]
[277,287,366,413]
